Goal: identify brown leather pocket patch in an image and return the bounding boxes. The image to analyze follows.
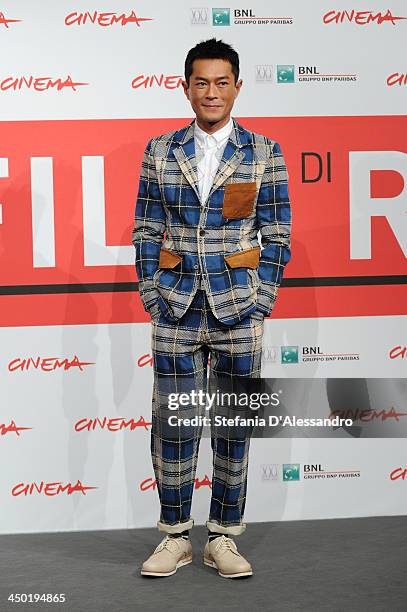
[222,182,257,219]
[224,246,260,269]
[158,248,182,269]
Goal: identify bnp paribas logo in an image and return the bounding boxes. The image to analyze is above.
[212,8,230,26]
[281,346,299,364]
[277,65,295,83]
[283,464,300,481]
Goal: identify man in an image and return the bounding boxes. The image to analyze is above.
[132,38,291,578]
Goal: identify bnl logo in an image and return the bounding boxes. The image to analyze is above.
[283,464,300,481]
[277,65,295,83]
[212,8,230,25]
[281,346,299,363]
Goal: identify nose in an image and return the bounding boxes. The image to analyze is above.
[206,82,218,98]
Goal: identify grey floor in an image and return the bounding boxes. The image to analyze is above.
[1,517,406,612]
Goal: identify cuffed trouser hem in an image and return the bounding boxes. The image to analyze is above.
[206,520,247,536]
[157,519,194,534]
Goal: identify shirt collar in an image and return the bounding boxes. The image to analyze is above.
[194,116,234,149]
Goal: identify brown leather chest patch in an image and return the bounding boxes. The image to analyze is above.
[222,182,257,219]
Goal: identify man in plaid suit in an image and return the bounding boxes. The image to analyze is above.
[133,38,291,578]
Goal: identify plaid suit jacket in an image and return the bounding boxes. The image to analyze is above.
[132,117,291,326]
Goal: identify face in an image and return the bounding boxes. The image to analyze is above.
[182,58,242,132]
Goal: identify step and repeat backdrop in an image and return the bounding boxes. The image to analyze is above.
[0,1,406,534]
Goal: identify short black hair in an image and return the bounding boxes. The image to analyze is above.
[184,38,239,85]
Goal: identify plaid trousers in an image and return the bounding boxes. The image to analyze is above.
[150,276,264,536]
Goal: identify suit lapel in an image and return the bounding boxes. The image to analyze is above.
[173,121,200,201]
[173,117,249,205]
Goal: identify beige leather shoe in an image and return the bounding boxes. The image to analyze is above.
[203,535,253,578]
[141,536,192,577]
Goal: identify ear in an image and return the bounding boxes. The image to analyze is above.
[181,79,190,99]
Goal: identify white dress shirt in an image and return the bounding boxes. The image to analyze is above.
[194,116,233,204]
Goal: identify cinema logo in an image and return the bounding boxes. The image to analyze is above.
[0,11,21,27]
[65,10,153,27]
[323,10,407,25]
[140,474,212,491]
[390,466,407,480]
[138,353,153,367]
[330,407,407,423]
[131,74,183,90]
[387,73,407,87]
[137,353,213,367]
[303,464,361,479]
[8,355,95,372]
[75,416,151,432]
[12,480,97,496]
[389,346,407,359]
[0,76,88,92]
[0,420,32,437]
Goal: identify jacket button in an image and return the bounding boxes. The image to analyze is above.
[193,264,199,269]
[199,228,205,236]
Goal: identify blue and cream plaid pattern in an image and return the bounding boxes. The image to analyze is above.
[151,286,264,536]
[132,117,291,535]
[132,117,291,327]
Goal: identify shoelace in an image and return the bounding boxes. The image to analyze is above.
[154,536,181,555]
[214,535,237,554]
